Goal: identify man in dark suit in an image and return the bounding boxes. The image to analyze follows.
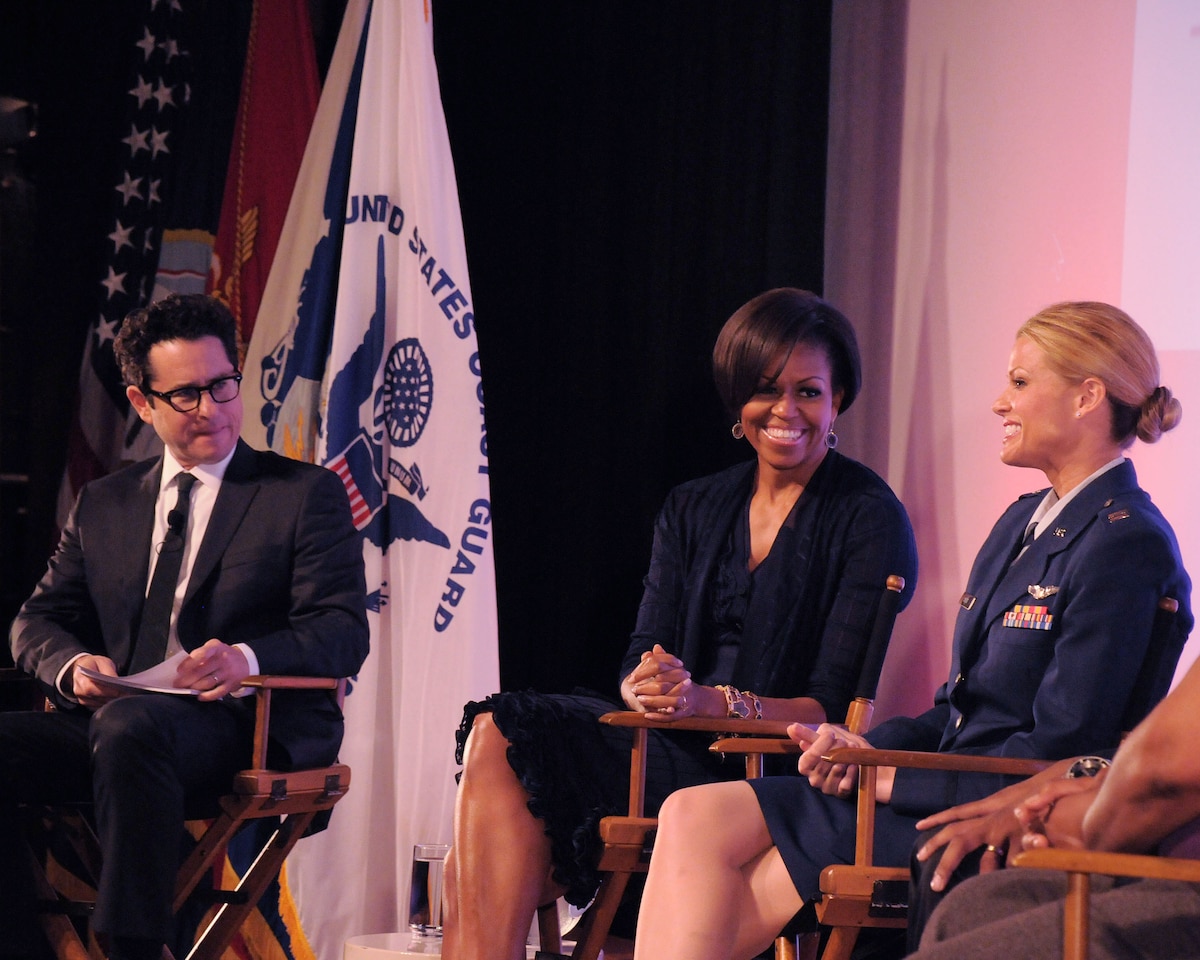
[1,294,369,960]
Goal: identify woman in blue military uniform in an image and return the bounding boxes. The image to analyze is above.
[633,300,1192,960]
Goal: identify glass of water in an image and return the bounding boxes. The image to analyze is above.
[409,843,450,939]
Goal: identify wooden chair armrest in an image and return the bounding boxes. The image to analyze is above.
[237,675,345,771]
[600,712,798,817]
[239,675,340,691]
[825,747,1051,777]
[710,736,798,755]
[1009,847,1200,883]
[599,711,795,738]
[709,741,1051,780]
[598,816,658,844]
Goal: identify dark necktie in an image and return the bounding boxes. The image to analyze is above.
[1009,521,1038,567]
[129,472,197,673]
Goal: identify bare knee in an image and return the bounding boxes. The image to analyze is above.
[654,785,717,848]
[655,782,763,865]
[456,714,537,825]
[459,712,515,782]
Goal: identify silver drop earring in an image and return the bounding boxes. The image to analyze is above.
[825,429,839,449]
[731,421,745,440]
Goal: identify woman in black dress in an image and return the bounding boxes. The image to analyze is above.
[442,289,918,960]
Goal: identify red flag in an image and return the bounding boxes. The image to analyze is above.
[207,0,320,350]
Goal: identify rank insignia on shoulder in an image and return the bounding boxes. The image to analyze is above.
[960,593,977,610]
[1107,509,1131,523]
[1003,603,1053,630]
[1028,584,1059,600]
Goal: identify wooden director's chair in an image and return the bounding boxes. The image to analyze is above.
[22,675,351,960]
[535,574,908,960]
[712,595,1183,960]
[1008,846,1200,960]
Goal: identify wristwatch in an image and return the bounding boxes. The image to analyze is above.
[1064,756,1111,779]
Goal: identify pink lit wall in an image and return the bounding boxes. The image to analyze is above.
[832,0,1199,720]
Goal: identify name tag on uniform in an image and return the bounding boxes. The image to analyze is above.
[1003,603,1053,630]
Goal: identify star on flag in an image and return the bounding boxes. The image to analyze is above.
[115,171,144,204]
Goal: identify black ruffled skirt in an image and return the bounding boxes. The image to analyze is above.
[455,689,745,907]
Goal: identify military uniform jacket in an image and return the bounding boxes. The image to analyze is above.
[869,459,1193,817]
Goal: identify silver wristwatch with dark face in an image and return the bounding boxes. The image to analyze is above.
[1065,756,1111,779]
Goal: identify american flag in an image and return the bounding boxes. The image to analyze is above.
[58,0,192,517]
[326,430,386,530]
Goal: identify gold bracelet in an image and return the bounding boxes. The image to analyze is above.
[716,684,751,719]
[743,689,763,720]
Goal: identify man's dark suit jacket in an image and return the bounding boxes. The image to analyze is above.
[11,439,370,768]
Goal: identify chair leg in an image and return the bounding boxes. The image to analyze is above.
[537,901,562,955]
[1063,873,1090,960]
[797,932,820,960]
[173,811,246,912]
[185,811,317,960]
[22,812,100,960]
[775,931,820,960]
[820,925,860,960]
[566,871,635,960]
[28,849,92,960]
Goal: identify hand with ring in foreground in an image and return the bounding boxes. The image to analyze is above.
[1014,773,1103,851]
[914,756,1078,891]
[635,677,700,721]
[622,643,695,717]
[175,638,250,702]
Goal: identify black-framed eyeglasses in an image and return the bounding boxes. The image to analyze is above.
[145,373,242,413]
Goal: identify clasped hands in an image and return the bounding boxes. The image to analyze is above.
[788,723,895,802]
[915,762,1104,892]
[623,644,699,720]
[71,638,251,707]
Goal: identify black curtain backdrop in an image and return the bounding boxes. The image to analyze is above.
[431,1,833,695]
[0,2,833,698]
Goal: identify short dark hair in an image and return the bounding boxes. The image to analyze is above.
[114,294,239,391]
[712,288,862,420]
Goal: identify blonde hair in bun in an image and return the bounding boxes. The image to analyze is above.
[1018,301,1181,448]
[1137,384,1182,444]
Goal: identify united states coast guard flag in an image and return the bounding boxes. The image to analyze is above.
[243,2,499,956]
